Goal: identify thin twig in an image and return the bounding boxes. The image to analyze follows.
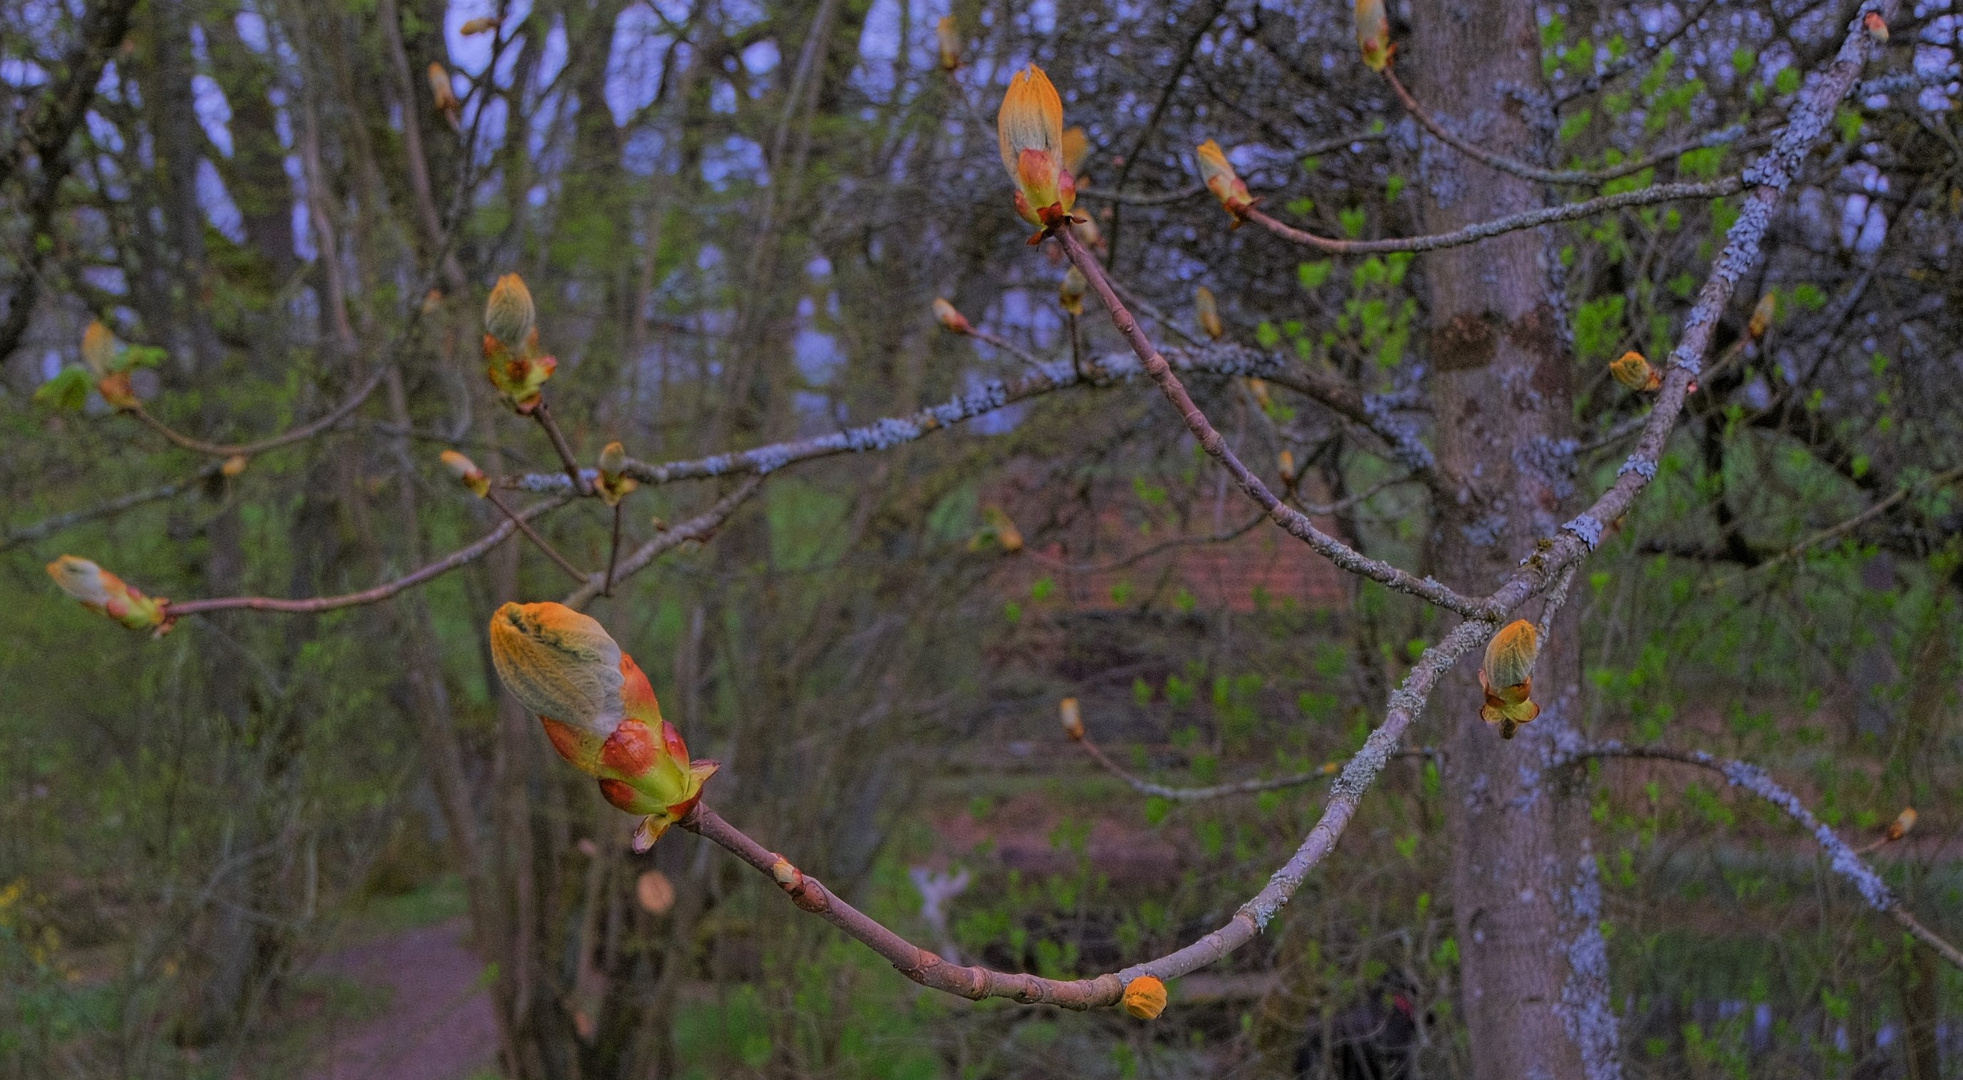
[485,488,589,584]
[1703,464,1963,592]
[562,477,764,609]
[165,497,571,616]
[123,365,391,458]
[530,397,592,496]
[1074,732,1438,803]
[1058,226,1487,617]
[4,462,223,548]
[604,502,623,596]
[966,326,1047,369]
[1244,177,1742,255]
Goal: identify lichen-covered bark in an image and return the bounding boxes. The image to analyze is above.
[1408,1,1619,1077]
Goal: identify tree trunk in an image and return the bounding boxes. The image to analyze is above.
[1409,2,1621,1078]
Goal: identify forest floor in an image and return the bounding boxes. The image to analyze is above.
[294,884,497,1080]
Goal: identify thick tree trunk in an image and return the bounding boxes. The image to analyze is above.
[1408,2,1620,1079]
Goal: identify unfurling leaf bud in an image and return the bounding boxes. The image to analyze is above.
[1196,140,1255,222]
[1478,619,1540,737]
[427,62,462,125]
[221,454,250,478]
[933,298,972,335]
[980,506,1023,554]
[489,602,719,849]
[1747,292,1777,340]
[1277,449,1297,482]
[1609,350,1661,392]
[82,321,119,377]
[47,555,170,634]
[1195,286,1224,340]
[1122,976,1168,1019]
[997,65,1076,233]
[484,273,537,352]
[936,16,961,71]
[1059,267,1088,316]
[441,449,490,497]
[1059,697,1085,740]
[1482,619,1539,690]
[1355,0,1394,72]
[460,15,498,35]
[1863,11,1888,43]
[1885,807,1916,842]
[596,441,638,506]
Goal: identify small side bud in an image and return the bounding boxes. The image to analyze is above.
[1277,448,1297,482]
[1059,697,1085,740]
[1195,286,1224,340]
[636,869,676,914]
[427,62,462,126]
[441,450,490,497]
[932,298,972,336]
[221,454,249,478]
[1747,293,1777,340]
[596,441,638,506]
[1196,140,1255,222]
[1059,267,1088,316]
[977,506,1023,554]
[1609,350,1661,392]
[1885,807,1916,842]
[460,15,499,35]
[47,555,170,634]
[1122,976,1168,1019]
[1355,0,1394,72]
[1863,11,1888,43]
[1246,377,1272,410]
[936,15,961,71]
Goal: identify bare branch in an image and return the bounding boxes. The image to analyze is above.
[164,497,571,617]
[1244,178,1742,255]
[1563,742,1963,972]
[562,478,764,609]
[1703,464,1963,592]
[484,489,590,584]
[122,365,392,458]
[1058,227,1487,617]
[4,462,222,548]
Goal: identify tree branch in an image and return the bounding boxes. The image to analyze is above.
[122,365,392,458]
[562,477,764,608]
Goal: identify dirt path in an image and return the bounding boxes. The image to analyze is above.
[303,917,498,1080]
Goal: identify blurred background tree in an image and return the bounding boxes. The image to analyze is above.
[1,0,1958,1078]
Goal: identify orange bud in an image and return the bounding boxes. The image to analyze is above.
[932,297,971,335]
[96,371,138,410]
[1195,286,1224,340]
[441,449,490,497]
[936,15,961,71]
[1122,976,1168,1019]
[1747,293,1777,340]
[47,555,170,634]
[460,15,498,35]
[1196,140,1254,221]
[81,320,119,377]
[484,273,537,352]
[636,869,676,914]
[421,288,445,315]
[427,62,461,124]
[1059,267,1088,316]
[998,66,1075,230]
[1885,807,1916,842]
[1482,619,1539,690]
[1246,377,1272,410]
[1355,0,1394,72]
[1278,448,1297,482]
[981,506,1023,553]
[596,441,638,506]
[1059,697,1085,740]
[1863,11,1888,43]
[221,454,249,478]
[1609,350,1661,392]
[490,602,718,850]
[1319,761,1340,775]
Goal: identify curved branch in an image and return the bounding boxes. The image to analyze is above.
[1244,178,1742,255]
[1076,734,1336,802]
[1058,227,1486,617]
[124,365,391,458]
[680,618,1487,1009]
[1702,464,1963,592]
[4,462,222,548]
[164,496,570,616]
[1563,742,1963,972]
